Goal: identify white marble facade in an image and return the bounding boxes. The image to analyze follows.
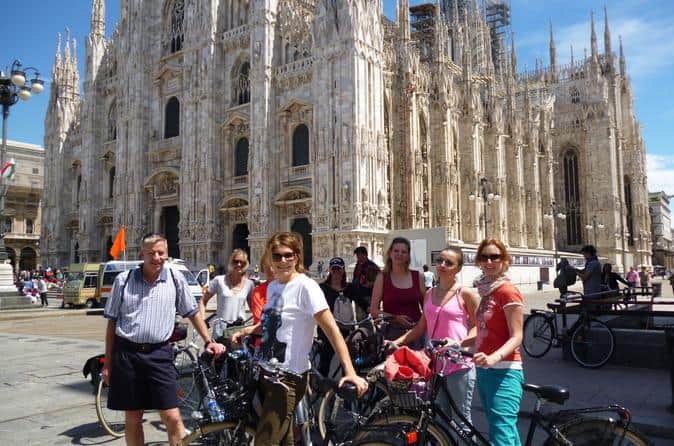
[41,0,651,272]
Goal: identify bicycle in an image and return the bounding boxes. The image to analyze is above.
[365,341,650,445]
[522,291,616,368]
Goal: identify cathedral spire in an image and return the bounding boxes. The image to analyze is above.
[604,6,612,59]
[619,35,626,77]
[590,10,598,62]
[71,38,80,97]
[91,0,105,38]
[549,21,556,76]
[570,43,574,66]
[398,0,410,41]
[510,32,517,79]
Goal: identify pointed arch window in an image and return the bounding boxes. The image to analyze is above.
[109,166,116,199]
[624,175,634,246]
[234,62,250,105]
[167,0,185,54]
[108,101,117,141]
[570,87,580,104]
[292,124,310,167]
[164,96,180,138]
[4,217,12,233]
[76,174,82,208]
[25,219,34,234]
[234,138,249,176]
[563,149,582,245]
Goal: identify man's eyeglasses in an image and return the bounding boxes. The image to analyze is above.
[271,252,296,262]
[436,258,455,268]
[478,253,502,262]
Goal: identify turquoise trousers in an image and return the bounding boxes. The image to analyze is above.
[476,367,524,446]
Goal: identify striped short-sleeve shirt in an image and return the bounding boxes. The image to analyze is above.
[103,264,198,344]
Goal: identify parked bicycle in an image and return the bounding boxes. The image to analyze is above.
[365,341,650,445]
[522,291,616,368]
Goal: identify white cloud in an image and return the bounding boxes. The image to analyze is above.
[647,154,674,196]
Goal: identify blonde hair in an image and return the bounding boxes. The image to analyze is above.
[265,232,306,273]
[228,248,250,270]
[383,237,411,273]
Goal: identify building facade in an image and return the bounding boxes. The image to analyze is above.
[649,191,673,271]
[41,0,651,274]
[3,140,44,272]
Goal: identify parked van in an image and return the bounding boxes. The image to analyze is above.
[167,259,203,302]
[95,260,143,306]
[62,263,101,308]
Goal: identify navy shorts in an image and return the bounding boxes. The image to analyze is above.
[107,338,178,411]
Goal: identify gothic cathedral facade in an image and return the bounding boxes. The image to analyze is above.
[41,0,651,272]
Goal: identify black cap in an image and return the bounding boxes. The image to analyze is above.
[329,257,345,269]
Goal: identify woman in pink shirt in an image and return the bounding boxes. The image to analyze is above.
[391,246,479,428]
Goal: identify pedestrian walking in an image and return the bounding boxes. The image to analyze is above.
[422,264,435,291]
[102,232,225,445]
[38,276,49,307]
[473,238,525,446]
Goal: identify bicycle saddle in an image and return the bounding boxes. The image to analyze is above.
[522,383,570,405]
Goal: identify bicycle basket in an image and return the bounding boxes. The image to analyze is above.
[385,378,430,410]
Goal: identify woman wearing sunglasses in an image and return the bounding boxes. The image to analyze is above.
[370,237,426,348]
[389,246,479,430]
[199,249,254,323]
[473,239,524,446]
[249,232,368,446]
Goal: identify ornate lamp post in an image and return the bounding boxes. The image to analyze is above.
[585,215,604,246]
[0,60,43,306]
[543,200,566,263]
[469,177,500,239]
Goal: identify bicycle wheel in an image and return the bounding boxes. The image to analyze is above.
[317,380,389,441]
[358,414,454,446]
[544,418,650,446]
[175,348,199,413]
[180,420,256,445]
[523,313,554,358]
[95,378,125,438]
[570,318,615,368]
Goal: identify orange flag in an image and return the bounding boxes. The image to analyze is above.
[109,226,126,260]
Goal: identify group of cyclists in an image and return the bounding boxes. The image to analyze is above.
[199,232,526,445]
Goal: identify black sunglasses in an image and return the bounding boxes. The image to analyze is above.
[478,254,503,262]
[271,252,296,262]
[232,260,246,266]
[436,258,456,268]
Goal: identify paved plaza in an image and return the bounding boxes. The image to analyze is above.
[0,280,672,445]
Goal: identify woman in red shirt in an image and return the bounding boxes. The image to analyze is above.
[473,239,524,446]
[370,237,425,348]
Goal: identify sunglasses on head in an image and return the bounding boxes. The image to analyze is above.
[478,253,502,262]
[436,258,455,268]
[271,252,296,262]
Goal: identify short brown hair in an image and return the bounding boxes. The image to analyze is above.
[265,232,306,273]
[475,238,511,272]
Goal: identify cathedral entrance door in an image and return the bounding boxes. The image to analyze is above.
[291,218,312,269]
[232,223,250,258]
[161,206,180,259]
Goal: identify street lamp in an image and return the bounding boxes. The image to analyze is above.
[469,177,500,238]
[543,200,566,263]
[0,61,43,259]
[585,215,604,246]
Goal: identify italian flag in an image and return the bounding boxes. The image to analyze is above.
[1,159,16,181]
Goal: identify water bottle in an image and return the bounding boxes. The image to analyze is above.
[204,394,224,422]
[354,355,364,367]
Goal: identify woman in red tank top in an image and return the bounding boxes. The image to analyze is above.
[370,237,426,347]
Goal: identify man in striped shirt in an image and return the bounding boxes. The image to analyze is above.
[102,233,225,446]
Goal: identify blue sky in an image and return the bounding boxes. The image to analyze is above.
[1,0,673,197]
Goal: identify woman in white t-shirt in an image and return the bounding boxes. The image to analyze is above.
[199,249,254,322]
[235,232,368,446]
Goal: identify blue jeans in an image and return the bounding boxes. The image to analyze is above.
[476,367,524,446]
[436,366,476,433]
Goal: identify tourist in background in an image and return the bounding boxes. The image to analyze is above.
[626,266,639,288]
[422,264,435,291]
[351,246,380,312]
[370,237,425,349]
[473,238,524,446]
[199,249,254,323]
[601,263,630,292]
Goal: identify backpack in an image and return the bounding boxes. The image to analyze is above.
[344,323,384,370]
[333,291,357,324]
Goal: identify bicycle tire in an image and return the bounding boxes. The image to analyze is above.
[544,418,651,446]
[570,318,615,368]
[523,313,554,358]
[180,420,256,445]
[95,378,125,438]
[358,414,455,446]
[317,380,389,440]
[175,347,199,412]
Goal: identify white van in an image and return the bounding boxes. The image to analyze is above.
[95,259,203,305]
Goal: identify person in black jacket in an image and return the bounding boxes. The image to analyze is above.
[601,263,630,293]
[553,258,577,297]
